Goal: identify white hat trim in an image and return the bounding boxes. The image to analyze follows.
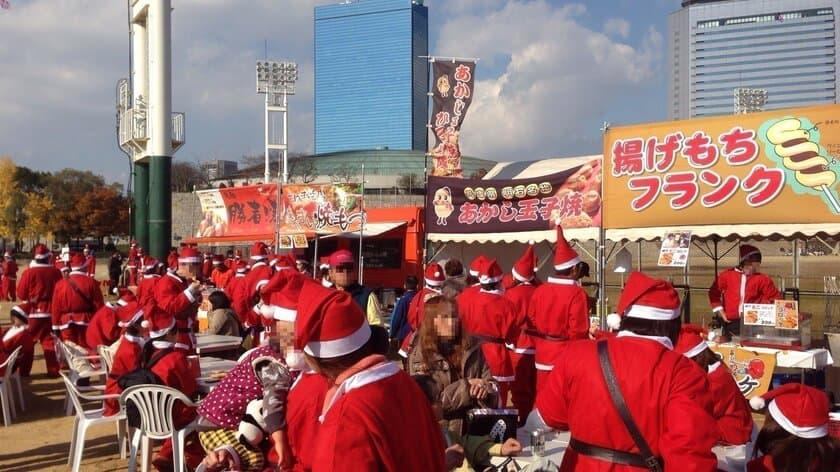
[178,256,201,263]
[553,256,581,271]
[304,321,371,359]
[424,277,444,287]
[478,274,503,284]
[512,266,534,283]
[768,399,828,439]
[740,249,761,263]
[117,299,129,307]
[251,254,267,260]
[468,269,479,277]
[272,306,297,322]
[11,306,27,320]
[149,318,177,338]
[119,309,145,328]
[681,340,708,359]
[625,304,681,321]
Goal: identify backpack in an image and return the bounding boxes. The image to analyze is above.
[117,349,171,427]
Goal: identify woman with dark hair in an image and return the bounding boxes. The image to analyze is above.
[408,296,497,434]
[207,290,241,337]
[747,384,839,472]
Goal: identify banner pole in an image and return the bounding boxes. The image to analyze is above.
[423,56,433,264]
[359,163,366,285]
[599,121,609,324]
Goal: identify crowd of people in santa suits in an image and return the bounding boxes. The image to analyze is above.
[1,229,838,472]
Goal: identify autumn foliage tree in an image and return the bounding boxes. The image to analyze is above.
[21,192,54,243]
[77,187,130,243]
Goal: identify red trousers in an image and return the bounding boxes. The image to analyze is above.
[1,277,15,301]
[509,351,536,423]
[28,318,59,375]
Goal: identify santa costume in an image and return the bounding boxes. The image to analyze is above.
[135,257,162,308]
[674,324,754,446]
[708,245,781,323]
[0,303,35,376]
[83,246,96,278]
[530,271,718,471]
[504,244,539,422]
[398,263,445,358]
[210,254,233,290]
[15,244,63,375]
[456,257,520,406]
[153,247,202,351]
[103,301,146,416]
[86,291,136,350]
[530,226,590,391]
[127,241,139,286]
[294,281,445,471]
[51,253,105,348]
[1,250,18,301]
[238,242,273,330]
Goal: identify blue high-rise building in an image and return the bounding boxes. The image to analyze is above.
[315,0,428,154]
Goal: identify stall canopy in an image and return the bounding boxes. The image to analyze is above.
[319,221,406,238]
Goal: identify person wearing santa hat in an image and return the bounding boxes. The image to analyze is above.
[167,247,179,272]
[85,290,137,349]
[141,305,204,471]
[1,250,18,302]
[236,242,274,333]
[153,246,204,351]
[83,246,96,278]
[127,241,140,286]
[527,271,718,470]
[292,280,445,471]
[102,300,146,417]
[135,257,164,308]
[294,255,311,276]
[200,251,214,282]
[397,263,446,360]
[504,244,539,424]
[709,244,781,339]
[674,324,753,447]
[457,257,521,407]
[328,249,383,326]
[209,254,233,290]
[317,259,332,288]
[51,252,105,349]
[16,243,63,376]
[0,303,35,376]
[530,226,590,392]
[225,260,249,312]
[747,384,839,472]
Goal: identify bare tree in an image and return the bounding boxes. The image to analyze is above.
[330,162,357,183]
[289,157,319,183]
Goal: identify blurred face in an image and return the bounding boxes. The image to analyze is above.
[272,320,295,349]
[330,263,356,289]
[742,256,761,275]
[177,262,200,279]
[11,316,25,328]
[433,310,460,340]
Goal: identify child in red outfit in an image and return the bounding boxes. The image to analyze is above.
[0,303,35,376]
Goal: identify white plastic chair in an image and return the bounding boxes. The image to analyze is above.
[98,344,115,375]
[120,384,199,472]
[55,337,105,415]
[0,346,23,426]
[59,372,128,472]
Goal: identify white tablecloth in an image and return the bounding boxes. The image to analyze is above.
[711,342,834,369]
[195,333,242,355]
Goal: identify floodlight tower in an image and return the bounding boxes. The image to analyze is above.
[256,61,298,184]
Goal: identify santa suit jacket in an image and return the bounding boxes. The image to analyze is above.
[240,261,272,328]
[154,272,199,350]
[708,268,781,321]
[201,259,213,281]
[104,334,144,416]
[210,267,233,290]
[85,255,96,277]
[708,362,753,446]
[1,258,17,281]
[0,325,34,376]
[150,345,198,427]
[51,271,105,329]
[530,277,590,372]
[286,370,329,472]
[136,274,161,308]
[457,289,520,382]
[407,286,441,330]
[312,359,445,472]
[85,303,120,349]
[504,282,538,353]
[16,262,63,320]
[536,334,718,471]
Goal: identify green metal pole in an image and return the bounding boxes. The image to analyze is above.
[134,162,149,250]
[148,155,171,261]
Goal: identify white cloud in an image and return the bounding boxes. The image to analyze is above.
[604,17,631,39]
[435,1,663,161]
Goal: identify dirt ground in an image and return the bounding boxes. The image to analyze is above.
[0,250,834,470]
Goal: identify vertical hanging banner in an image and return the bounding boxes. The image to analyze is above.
[429,60,476,178]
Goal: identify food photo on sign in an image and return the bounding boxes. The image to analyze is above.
[657,230,691,267]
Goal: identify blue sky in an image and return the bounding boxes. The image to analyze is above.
[0,0,684,186]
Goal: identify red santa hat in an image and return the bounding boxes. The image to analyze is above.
[274,254,296,271]
[469,255,490,277]
[33,243,50,260]
[117,301,146,328]
[294,282,371,359]
[512,243,537,282]
[116,289,137,307]
[553,225,580,271]
[146,305,177,338]
[424,263,445,288]
[251,242,269,260]
[328,249,354,268]
[260,270,307,321]
[749,384,829,438]
[606,271,681,330]
[10,302,30,323]
[212,254,224,266]
[69,253,88,271]
[178,247,201,264]
[203,252,213,260]
[142,257,160,273]
[236,260,249,274]
[674,324,710,359]
[739,244,761,263]
[477,258,504,285]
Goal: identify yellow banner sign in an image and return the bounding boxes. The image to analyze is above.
[708,344,776,399]
[603,104,840,228]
